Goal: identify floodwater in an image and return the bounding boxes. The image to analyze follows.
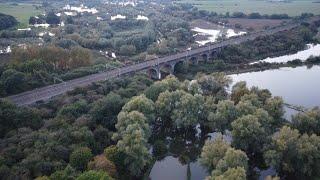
[149,47,320,180]
[111,14,126,20]
[230,65,320,117]
[192,27,246,45]
[149,156,207,180]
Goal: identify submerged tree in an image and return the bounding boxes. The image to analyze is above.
[212,148,248,177]
[199,133,231,172]
[208,100,237,132]
[231,114,267,154]
[264,126,320,178]
[113,111,151,176]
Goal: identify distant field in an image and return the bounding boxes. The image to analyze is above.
[0,3,42,27]
[177,0,320,16]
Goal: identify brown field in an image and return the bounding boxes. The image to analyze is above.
[225,18,288,31]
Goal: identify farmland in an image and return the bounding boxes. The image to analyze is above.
[177,0,320,16]
[0,2,42,27]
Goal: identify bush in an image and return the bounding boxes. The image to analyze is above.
[88,155,117,177]
[76,170,113,180]
[0,13,17,30]
[119,45,136,56]
[70,147,93,171]
[104,146,126,173]
[152,140,168,160]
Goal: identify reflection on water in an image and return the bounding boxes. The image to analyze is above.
[230,65,320,117]
[149,156,207,180]
[250,44,320,64]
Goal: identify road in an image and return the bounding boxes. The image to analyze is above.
[2,21,307,106]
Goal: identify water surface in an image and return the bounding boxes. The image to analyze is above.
[251,44,320,64]
[230,65,320,117]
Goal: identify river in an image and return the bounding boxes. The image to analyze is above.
[149,45,320,180]
[230,65,320,118]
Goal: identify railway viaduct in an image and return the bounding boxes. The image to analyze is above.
[3,18,318,106]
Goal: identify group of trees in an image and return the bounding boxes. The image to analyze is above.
[1,70,320,179]
[197,79,320,179]
[218,26,317,64]
[200,135,248,180]
[0,13,17,30]
[0,74,153,180]
[0,45,93,96]
[230,12,290,19]
[29,12,60,25]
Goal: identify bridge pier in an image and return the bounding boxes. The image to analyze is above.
[148,66,161,80]
[164,62,176,74]
[190,57,198,65]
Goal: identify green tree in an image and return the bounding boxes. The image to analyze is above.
[196,73,231,98]
[264,97,284,120]
[144,81,169,101]
[104,145,126,173]
[46,11,60,25]
[235,100,257,117]
[208,100,237,132]
[231,81,249,104]
[35,176,50,180]
[76,170,113,180]
[231,115,267,154]
[208,167,246,180]
[88,155,117,178]
[199,133,231,172]
[113,111,151,141]
[291,108,320,135]
[0,69,28,94]
[58,100,89,120]
[152,140,168,160]
[155,90,187,119]
[121,94,155,122]
[70,147,93,171]
[50,165,77,180]
[89,92,124,128]
[254,108,282,134]
[119,45,136,56]
[264,126,320,178]
[116,123,151,176]
[212,148,248,177]
[113,111,151,176]
[172,93,205,128]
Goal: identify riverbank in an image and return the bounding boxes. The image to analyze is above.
[176,53,320,79]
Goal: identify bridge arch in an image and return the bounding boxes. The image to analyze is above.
[201,53,209,62]
[174,60,187,73]
[161,62,176,75]
[189,56,198,65]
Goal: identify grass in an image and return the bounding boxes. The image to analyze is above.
[0,3,43,28]
[177,0,320,16]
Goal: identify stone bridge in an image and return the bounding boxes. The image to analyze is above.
[147,47,221,79]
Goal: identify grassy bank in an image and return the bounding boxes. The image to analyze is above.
[0,3,42,28]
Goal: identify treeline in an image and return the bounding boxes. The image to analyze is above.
[177,3,314,20]
[218,26,317,64]
[0,13,18,30]
[29,11,60,25]
[229,12,290,19]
